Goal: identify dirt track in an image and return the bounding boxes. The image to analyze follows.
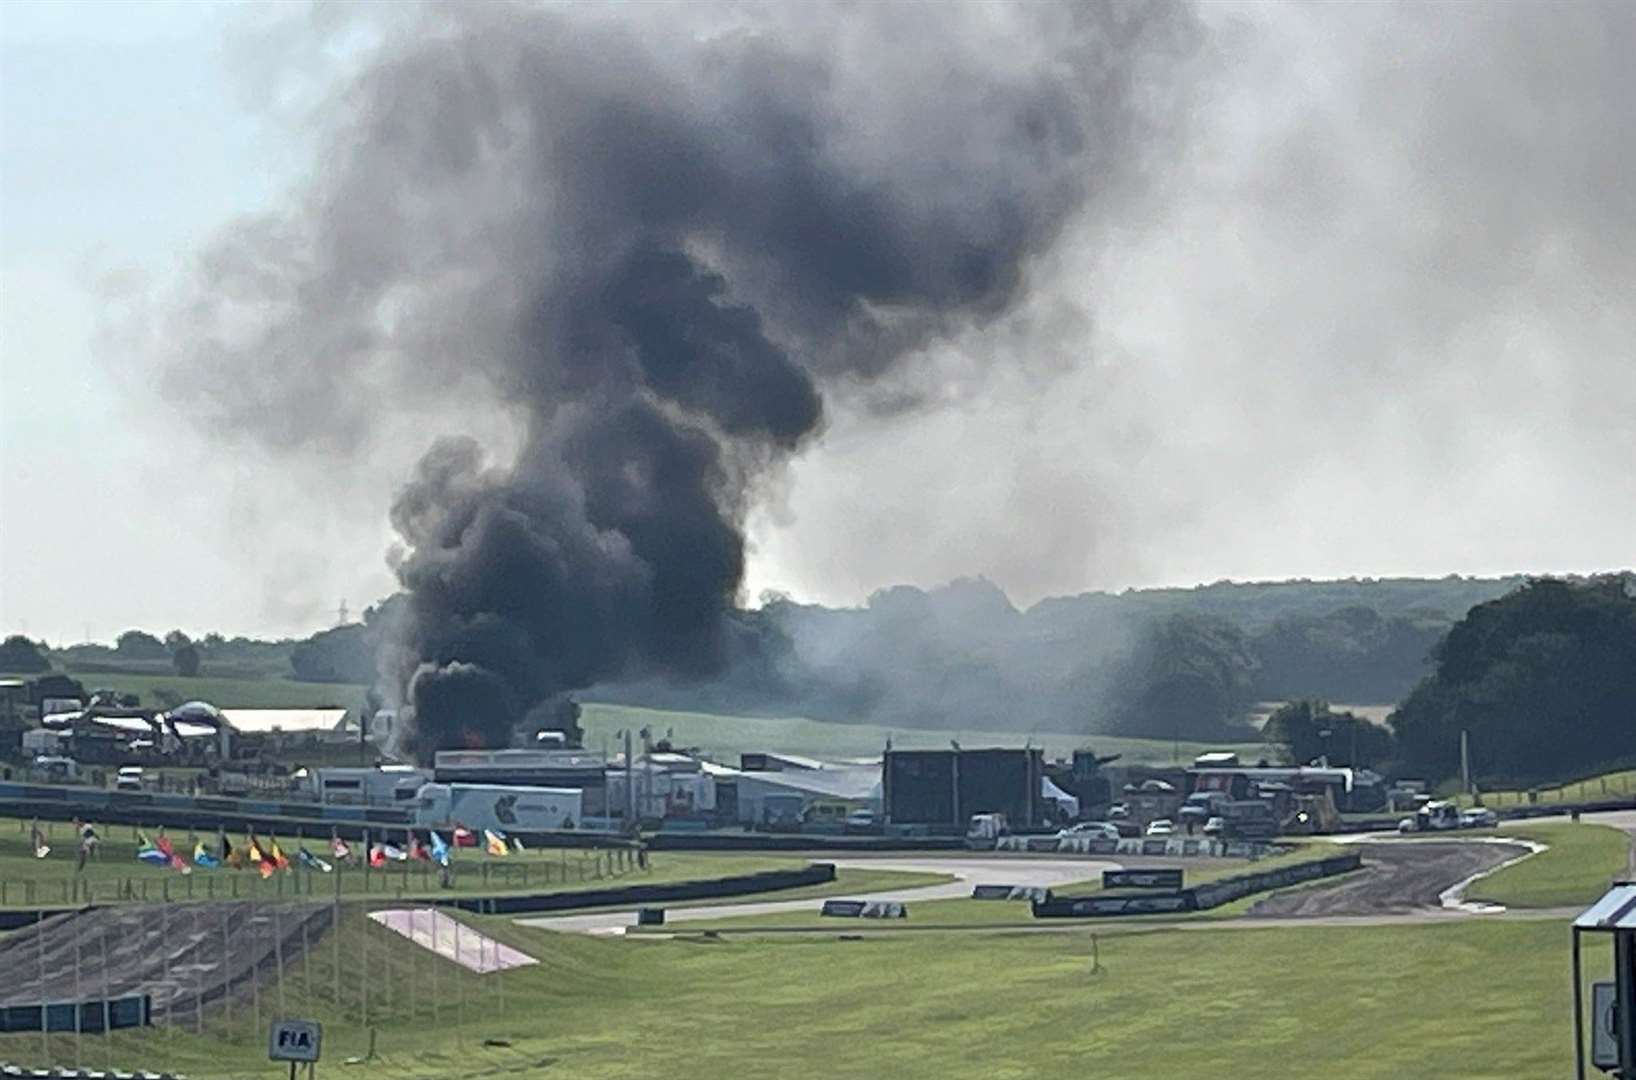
[1248,841,1529,918]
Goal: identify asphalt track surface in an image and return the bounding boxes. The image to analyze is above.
[524,809,1636,935]
[516,854,1122,934]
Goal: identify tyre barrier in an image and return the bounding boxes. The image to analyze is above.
[439,861,837,915]
[1032,851,1362,918]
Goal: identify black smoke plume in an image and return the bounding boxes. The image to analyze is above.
[157,3,1201,760]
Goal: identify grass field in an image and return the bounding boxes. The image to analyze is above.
[1468,821,1634,908]
[1453,767,1636,808]
[579,702,1264,765]
[4,669,370,713]
[0,911,1595,1079]
[9,668,1263,766]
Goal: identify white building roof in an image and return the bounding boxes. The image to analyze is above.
[1575,883,1636,932]
[736,765,882,802]
[220,708,349,734]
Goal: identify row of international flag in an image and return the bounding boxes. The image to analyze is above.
[26,821,524,876]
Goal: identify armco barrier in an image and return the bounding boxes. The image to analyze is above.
[646,831,965,852]
[440,861,837,915]
[1032,851,1362,919]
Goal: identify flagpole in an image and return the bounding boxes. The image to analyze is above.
[36,904,48,1066]
[162,895,172,1040]
[300,901,311,1012]
[73,903,82,1069]
[409,906,419,1026]
[251,899,260,1046]
[100,919,112,1072]
[455,914,464,1047]
[360,896,369,1035]
[274,903,286,1020]
[331,889,340,1012]
[220,902,232,1029]
[195,912,204,1036]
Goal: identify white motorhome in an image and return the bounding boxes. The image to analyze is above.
[307,765,430,805]
[412,782,582,833]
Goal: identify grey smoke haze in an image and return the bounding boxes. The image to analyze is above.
[116,1,1636,748]
[152,2,1201,755]
[753,1,1636,606]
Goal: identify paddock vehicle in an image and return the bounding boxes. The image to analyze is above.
[967,812,1010,848]
[1398,799,1462,833]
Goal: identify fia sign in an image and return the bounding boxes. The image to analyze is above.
[269,1018,323,1063]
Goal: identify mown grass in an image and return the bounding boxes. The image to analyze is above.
[1466,821,1633,908]
[4,669,370,712]
[0,911,1594,1079]
[1452,767,1636,808]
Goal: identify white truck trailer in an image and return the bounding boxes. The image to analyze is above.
[412,782,583,833]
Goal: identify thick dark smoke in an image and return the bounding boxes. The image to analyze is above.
[157,3,1201,759]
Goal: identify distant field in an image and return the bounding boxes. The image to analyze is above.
[1454,767,1636,808]
[4,668,368,713]
[580,701,1265,765]
[7,668,1264,766]
[1247,701,1396,729]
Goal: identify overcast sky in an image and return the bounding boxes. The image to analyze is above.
[2,1,1632,645]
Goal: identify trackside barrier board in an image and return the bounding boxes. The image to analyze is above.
[369,907,538,973]
[971,885,1052,902]
[821,900,908,918]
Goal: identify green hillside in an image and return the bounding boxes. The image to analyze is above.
[578,701,1262,765]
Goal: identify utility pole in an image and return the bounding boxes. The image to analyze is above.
[640,727,653,823]
[624,729,636,828]
[1460,729,1473,800]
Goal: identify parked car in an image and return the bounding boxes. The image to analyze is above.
[845,808,878,832]
[1145,819,1175,837]
[115,766,145,792]
[32,755,82,783]
[1460,807,1499,829]
[1202,816,1227,836]
[1108,803,1130,819]
[1055,821,1120,842]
